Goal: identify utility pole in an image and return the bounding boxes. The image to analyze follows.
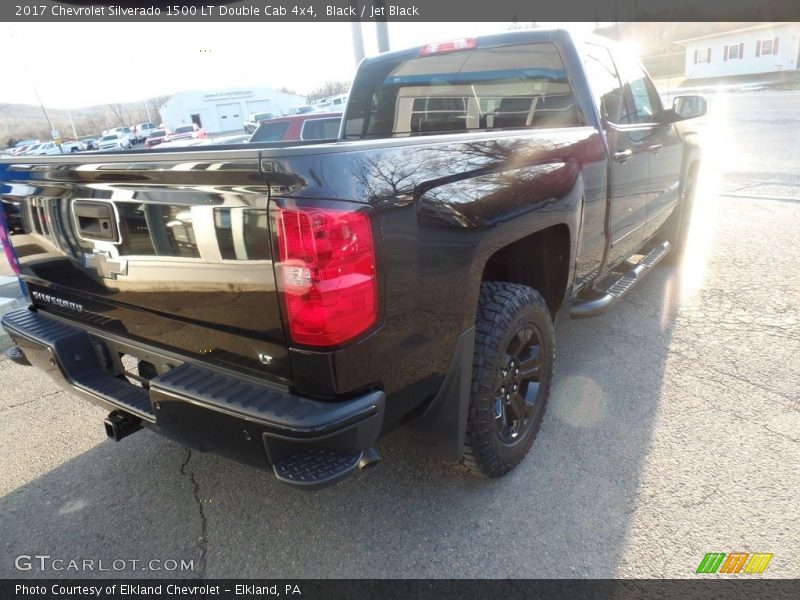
[350,21,365,65]
[376,22,390,52]
[31,85,59,148]
[375,0,389,53]
[144,99,152,123]
[67,109,78,139]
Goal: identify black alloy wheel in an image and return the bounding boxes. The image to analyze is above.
[493,323,544,444]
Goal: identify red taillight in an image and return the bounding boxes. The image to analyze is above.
[274,204,377,347]
[419,38,477,56]
[0,206,20,275]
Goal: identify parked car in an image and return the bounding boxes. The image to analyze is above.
[78,136,99,151]
[310,93,348,111]
[97,132,129,151]
[248,112,342,143]
[287,105,317,115]
[9,143,39,156]
[60,140,83,153]
[242,111,275,135]
[133,122,157,144]
[18,140,78,155]
[14,139,40,149]
[102,127,133,149]
[0,30,705,491]
[169,124,207,142]
[30,141,64,155]
[144,129,171,148]
[18,143,44,155]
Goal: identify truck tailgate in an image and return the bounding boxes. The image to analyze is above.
[0,152,290,383]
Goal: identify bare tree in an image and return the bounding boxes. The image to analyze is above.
[306,81,351,103]
[107,103,133,127]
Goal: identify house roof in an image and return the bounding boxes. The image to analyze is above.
[675,22,793,45]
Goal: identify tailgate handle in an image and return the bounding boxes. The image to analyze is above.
[73,201,119,242]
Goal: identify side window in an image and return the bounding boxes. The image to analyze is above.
[583,43,627,124]
[628,77,656,122]
[613,52,664,125]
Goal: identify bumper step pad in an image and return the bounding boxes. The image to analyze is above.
[273,448,363,491]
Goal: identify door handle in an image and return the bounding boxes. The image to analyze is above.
[647,143,663,155]
[612,149,633,164]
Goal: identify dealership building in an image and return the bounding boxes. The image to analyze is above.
[158,86,308,133]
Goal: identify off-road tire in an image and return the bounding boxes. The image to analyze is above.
[462,282,555,478]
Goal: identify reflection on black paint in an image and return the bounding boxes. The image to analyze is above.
[117,204,200,258]
[214,208,270,260]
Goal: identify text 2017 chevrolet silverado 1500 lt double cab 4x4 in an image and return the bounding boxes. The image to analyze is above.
[0,30,705,490]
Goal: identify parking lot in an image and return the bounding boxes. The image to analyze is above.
[0,89,798,579]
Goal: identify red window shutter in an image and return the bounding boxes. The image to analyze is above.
[756,40,761,57]
[739,43,744,60]
[724,45,728,61]
[694,49,698,64]
[773,37,779,55]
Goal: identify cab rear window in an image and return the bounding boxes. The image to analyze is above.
[344,42,580,139]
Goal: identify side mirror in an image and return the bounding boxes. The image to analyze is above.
[670,95,707,121]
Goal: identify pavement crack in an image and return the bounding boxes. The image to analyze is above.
[0,390,61,413]
[180,448,208,577]
[762,427,800,445]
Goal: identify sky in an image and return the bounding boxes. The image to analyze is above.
[0,22,599,108]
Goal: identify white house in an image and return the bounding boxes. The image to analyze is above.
[158,86,307,133]
[679,23,800,80]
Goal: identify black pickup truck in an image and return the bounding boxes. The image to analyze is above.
[0,30,704,490]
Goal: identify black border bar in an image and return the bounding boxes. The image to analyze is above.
[2,579,800,600]
[5,0,800,22]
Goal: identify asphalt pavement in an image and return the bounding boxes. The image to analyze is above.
[0,89,798,579]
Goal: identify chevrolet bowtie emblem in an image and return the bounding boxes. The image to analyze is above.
[84,252,127,280]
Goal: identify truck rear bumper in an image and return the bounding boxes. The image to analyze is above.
[2,307,385,490]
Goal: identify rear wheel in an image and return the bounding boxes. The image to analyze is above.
[462,282,554,477]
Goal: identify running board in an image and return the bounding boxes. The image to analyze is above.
[570,241,670,319]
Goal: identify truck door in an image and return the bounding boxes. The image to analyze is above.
[612,54,685,241]
[583,43,650,268]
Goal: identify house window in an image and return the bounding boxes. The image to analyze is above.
[724,43,744,61]
[756,37,779,57]
[694,48,712,64]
